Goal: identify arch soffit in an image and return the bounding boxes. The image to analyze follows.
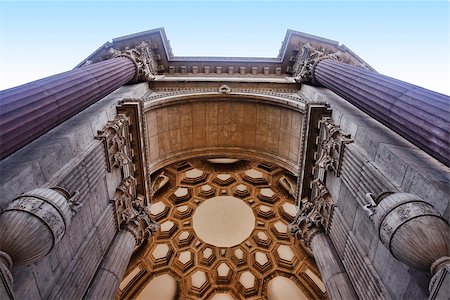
[143,93,307,174]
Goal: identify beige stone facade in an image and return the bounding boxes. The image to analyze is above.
[0,28,449,300]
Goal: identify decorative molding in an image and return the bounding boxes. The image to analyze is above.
[288,179,335,247]
[143,87,306,104]
[112,177,159,247]
[108,41,158,83]
[315,117,353,176]
[96,114,134,177]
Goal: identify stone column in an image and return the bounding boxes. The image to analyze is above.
[289,180,357,300]
[310,233,357,300]
[0,41,157,160]
[316,59,450,166]
[83,230,136,300]
[293,43,450,166]
[84,177,159,299]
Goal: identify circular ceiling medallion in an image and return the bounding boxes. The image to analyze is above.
[193,196,255,247]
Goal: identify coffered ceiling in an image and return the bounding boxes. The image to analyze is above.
[117,158,327,299]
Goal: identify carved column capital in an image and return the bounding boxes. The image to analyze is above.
[288,180,335,247]
[108,41,157,83]
[112,177,159,247]
[293,43,343,84]
[315,117,352,176]
[96,114,135,177]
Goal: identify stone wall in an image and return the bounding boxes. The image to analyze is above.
[301,85,449,299]
[0,83,150,299]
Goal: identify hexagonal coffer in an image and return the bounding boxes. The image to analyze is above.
[181,168,208,185]
[215,262,233,284]
[175,230,195,248]
[150,243,173,269]
[197,184,216,198]
[242,169,267,185]
[252,251,272,274]
[174,249,195,272]
[188,270,211,297]
[157,220,178,239]
[169,187,192,204]
[213,174,236,186]
[257,188,278,204]
[273,244,298,270]
[237,270,259,297]
[199,246,217,266]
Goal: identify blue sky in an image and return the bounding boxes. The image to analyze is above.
[0,1,449,95]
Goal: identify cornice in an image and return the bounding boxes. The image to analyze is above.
[75,28,374,77]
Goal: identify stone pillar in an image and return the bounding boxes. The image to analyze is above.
[84,176,159,299]
[0,41,157,160]
[0,57,135,159]
[292,43,450,166]
[289,180,357,299]
[83,230,136,300]
[314,59,450,166]
[310,233,358,300]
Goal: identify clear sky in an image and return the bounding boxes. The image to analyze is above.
[0,1,449,95]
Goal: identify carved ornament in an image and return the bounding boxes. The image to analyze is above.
[112,177,159,246]
[315,117,352,176]
[292,43,343,84]
[288,179,335,247]
[96,114,134,176]
[108,41,157,83]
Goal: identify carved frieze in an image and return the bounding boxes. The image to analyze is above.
[288,179,335,247]
[96,114,134,176]
[112,177,159,246]
[108,41,157,83]
[315,117,352,176]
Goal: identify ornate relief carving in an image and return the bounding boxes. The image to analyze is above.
[315,117,352,176]
[366,192,450,273]
[112,177,159,246]
[108,41,157,82]
[143,87,306,103]
[96,114,134,176]
[0,188,75,267]
[288,179,335,247]
[292,43,343,84]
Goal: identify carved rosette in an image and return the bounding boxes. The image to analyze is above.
[288,180,335,247]
[112,177,159,247]
[369,192,450,274]
[96,114,134,176]
[292,43,343,84]
[315,117,352,176]
[108,41,157,83]
[0,188,74,266]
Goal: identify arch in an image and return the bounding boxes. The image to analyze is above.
[143,93,306,174]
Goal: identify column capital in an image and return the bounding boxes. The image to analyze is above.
[112,177,159,246]
[292,43,343,84]
[108,41,157,83]
[96,114,134,177]
[316,117,353,176]
[288,179,335,247]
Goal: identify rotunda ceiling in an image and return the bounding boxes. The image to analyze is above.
[118,158,326,299]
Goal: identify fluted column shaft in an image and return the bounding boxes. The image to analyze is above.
[0,57,136,159]
[310,233,357,300]
[314,59,450,166]
[83,230,136,300]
